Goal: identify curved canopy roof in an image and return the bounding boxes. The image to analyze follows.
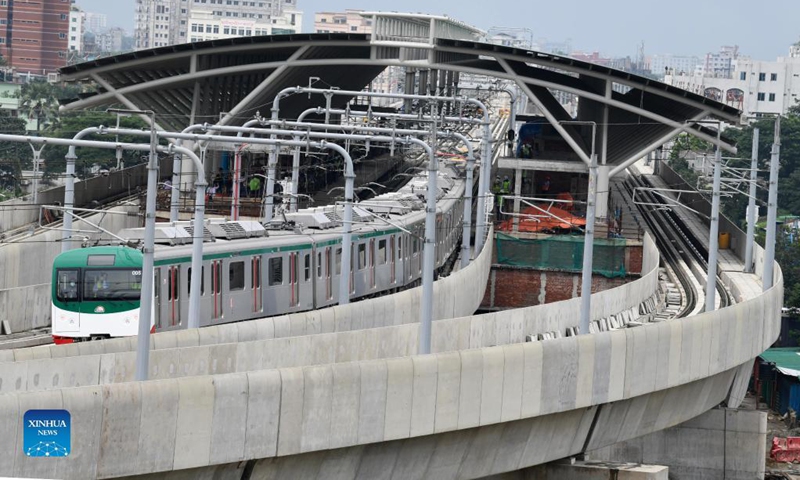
[59,33,741,166]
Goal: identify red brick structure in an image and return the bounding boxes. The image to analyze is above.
[0,0,70,75]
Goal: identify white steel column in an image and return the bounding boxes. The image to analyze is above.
[512,167,522,233]
[744,128,759,273]
[763,118,781,291]
[596,165,610,219]
[705,146,722,312]
[579,153,598,334]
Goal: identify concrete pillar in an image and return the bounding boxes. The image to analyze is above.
[418,69,429,96]
[596,164,610,219]
[512,167,523,233]
[404,69,416,112]
[587,407,767,480]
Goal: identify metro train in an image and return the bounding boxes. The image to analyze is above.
[51,165,467,343]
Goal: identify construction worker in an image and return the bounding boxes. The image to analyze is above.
[248,175,261,198]
[492,176,503,218]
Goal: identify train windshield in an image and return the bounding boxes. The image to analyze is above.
[56,269,80,302]
[83,269,142,301]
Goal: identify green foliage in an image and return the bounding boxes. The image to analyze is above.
[13,81,84,132]
[41,111,152,182]
[0,111,31,196]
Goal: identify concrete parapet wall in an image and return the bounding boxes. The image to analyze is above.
[0,234,656,387]
[0,252,781,478]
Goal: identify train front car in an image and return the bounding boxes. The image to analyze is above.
[51,246,148,344]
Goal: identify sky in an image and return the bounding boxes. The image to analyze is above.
[75,0,800,61]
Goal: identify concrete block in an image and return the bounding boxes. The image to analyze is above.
[330,362,361,449]
[316,448,364,480]
[234,338,266,373]
[233,318,257,343]
[173,328,200,348]
[358,360,388,445]
[152,331,178,350]
[0,393,19,475]
[666,320,682,388]
[591,333,612,405]
[521,342,544,419]
[423,429,476,479]
[288,311,307,337]
[332,306,352,333]
[458,348,484,429]
[519,414,561,467]
[95,383,143,478]
[575,334,595,409]
[147,346,181,381]
[491,418,537,474]
[60,385,103,480]
[355,442,399,480]
[300,365,333,453]
[209,373,248,465]
[172,376,215,470]
[137,378,179,475]
[27,355,101,392]
[254,318,276,340]
[384,357,413,441]
[207,343,237,376]
[243,369,281,460]
[500,344,524,422]
[410,355,438,437]
[308,332,337,367]
[608,329,627,402]
[277,367,305,456]
[0,359,27,394]
[303,309,323,336]
[540,339,578,414]
[434,351,461,433]
[173,345,209,378]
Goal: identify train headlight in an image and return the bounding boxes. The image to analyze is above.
[94,306,105,313]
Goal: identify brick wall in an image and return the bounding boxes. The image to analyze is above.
[481,267,636,310]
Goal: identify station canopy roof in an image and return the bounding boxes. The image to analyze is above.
[59,32,742,167]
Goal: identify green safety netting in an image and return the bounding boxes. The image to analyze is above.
[495,233,628,278]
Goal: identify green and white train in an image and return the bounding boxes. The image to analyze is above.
[51,165,467,344]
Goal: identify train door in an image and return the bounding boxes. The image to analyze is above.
[167,266,180,326]
[369,238,376,289]
[325,247,332,301]
[154,269,162,330]
[252,256,262,313]
[211,260,223,320]
[289,252,299,308]
[390,235,396,284]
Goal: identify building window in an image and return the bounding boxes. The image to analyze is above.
[59,33,66,39]
[771,73,778,81]
[759,72,766,81]
[269,257,283,286]
[61,13,67,20]
[757,92,766,101]
[769,93,776,102]
[739,72,746,81]
[350,25,357,32]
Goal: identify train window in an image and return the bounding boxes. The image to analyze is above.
[378,239,386,265]
[269,257,283,286]
[335,248,342,275]
[167,268,179,301]
[317,252,322,278]
[229,261,245,291]
[56,269,79,301]
[84,269,143,300]
[358,243,366,270]
[86,254,115,266]
[412,236,418,254]
[304,254,311,281]
[187,267,205,295]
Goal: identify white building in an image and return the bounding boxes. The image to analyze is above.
[68,6,85,53]
[649,54,700,77]
[665,44,800,116]
[314,10,371,33]
[85,12,108,34]
[135,0,301,50]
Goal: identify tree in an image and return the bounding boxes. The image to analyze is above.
[14,81,83,133]
[0,111,31,196]
[40,111,154,183]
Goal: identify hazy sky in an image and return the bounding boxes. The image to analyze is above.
[75,0,799,60]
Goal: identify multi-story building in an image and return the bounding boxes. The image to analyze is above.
[314,10,371,34]
[84,12,108,34]
[135,0,301,50]
[666,43,800,116]
[95,27,126,54]
[68,6,85,54]
[0,0,70,75]
[649,54,700,78]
